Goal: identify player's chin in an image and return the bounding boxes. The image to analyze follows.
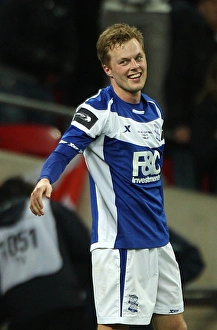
[129,82,145,93]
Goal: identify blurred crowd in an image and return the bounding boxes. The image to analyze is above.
[0,0,104,131]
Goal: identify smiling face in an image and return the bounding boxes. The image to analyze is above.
[103,38,147,103]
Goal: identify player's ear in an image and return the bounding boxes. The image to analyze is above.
[103,64,113,78]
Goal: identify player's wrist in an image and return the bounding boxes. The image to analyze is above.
[39,177,50,184]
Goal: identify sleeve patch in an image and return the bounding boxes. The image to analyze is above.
[73,108,98,129]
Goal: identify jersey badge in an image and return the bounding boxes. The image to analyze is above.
[73,108,98,129]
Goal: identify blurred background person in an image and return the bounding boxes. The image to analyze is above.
[63,0,104,108]
[0,0,103,131]
[164,0,217,190]
[0,176,96,330]
[0,0,75,127]
[192,52,217,194]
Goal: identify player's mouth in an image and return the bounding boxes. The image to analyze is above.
[128,72,142,80]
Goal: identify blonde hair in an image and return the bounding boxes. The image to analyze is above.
[96,23,145,66]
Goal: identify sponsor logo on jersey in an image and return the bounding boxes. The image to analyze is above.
[132,150,161,183]
[73,108,98,129]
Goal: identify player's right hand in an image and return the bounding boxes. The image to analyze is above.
[29,178,52,216]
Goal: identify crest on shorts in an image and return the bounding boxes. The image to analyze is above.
[128,294,139,313]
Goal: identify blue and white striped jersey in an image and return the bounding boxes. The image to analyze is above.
[42,85,169,250]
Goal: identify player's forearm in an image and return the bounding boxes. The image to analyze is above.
[39,149,77,184]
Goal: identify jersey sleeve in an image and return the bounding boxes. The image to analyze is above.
[39,150,75,184]
[38,126,93,184]
[71,102,110,138]
[39,102,109,184]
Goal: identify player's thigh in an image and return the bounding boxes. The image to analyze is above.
[152,313,187,330]
[98,325,129,330]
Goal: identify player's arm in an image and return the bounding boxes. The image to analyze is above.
[30,149,75,216]
[30,124,95,216]
[30,101,105,216]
